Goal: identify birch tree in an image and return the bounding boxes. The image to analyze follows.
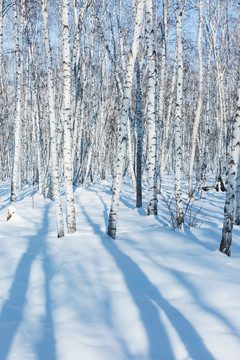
[62,0,76,233]
[11,0,22,202]
[146,0,158,215]
[188,0,203,195]
[0,0,3,65]
[160,45,178,177]
[204,0,230,186]
[157,0,168,193]
[0,0,3,156]
[108,0,144,239]
[235,156,240,225]
[174,0,185,229]
[136,58,143,208]
[42,0,64,238]
[220,62,240,256]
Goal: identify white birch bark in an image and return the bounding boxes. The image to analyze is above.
[82,112,96,189]
[146,0,157,215]
[160,44,177,176]
[0,0,3,65]
[108,0,144,239]
[136,58,143,208]
[127,117,136,190]
[35,109,43,195]
[205,0,229,183]
[188,0,203,195]
[71,0,80,168]
[71,0,90,168]
[174,0,184,229]
[83,143,93,187]
[0,0,3,116]
[157,0,168,193]
[202,49,211,179]
[220,66,240,256]
[235,156,240,225]
[62,0,77,233]
[11,0,22,202]
[29,47,44,196]
[42,0,64,238]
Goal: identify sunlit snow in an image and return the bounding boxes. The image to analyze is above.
[0,177,240,360]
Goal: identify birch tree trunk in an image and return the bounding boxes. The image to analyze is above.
[0,0,3,65]
[136,58,143,208]
[157,0,168,193]
[11,0,22,202]
[174,0,184,229]
[108,0,144,239]
[127,117,136,190]
[0,0,4,174]
[202,49,211,180]
[160,44,177,176]
[188,0,203,195]
[29,48,44,196]
[71,0,89,170]
[42,0,64,238]
[220,63,240,256]
[62,0,77,233]
[235,156,240,225]
[146,0,158,215]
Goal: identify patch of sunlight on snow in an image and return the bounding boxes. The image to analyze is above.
[111,294,148,355]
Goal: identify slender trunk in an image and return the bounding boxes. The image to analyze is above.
[127,117,136,190]
[157,0,168,193]
[174,0,184,229]
[136,59,143,208]
[11,0,22,202]
[160,45,177,176]
[82,142,93,189]
[42,0,64,238]
[62,0,77,233]
[146,0,157,215]
[235,155,240,225]
[0,0,3,65]
[0,0,3,147]
[108,0,144,239]
[35,110,43,195]
[29,46,44,195]
[220,64,240,256]
[189,0,203,195]
[202,50,211,179]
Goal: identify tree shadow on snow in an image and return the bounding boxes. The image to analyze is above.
[136,206,147,217]
[184,226,218,252]
[119,195,135,210]
[163,265,240,340]
[80,203,215,360]
[34,233,57,360]
[0,203,57,360]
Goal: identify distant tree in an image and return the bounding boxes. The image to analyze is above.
[188,0,203,195]
[157,0,168,194]
[11,0,22,202]
[0,0,3,63]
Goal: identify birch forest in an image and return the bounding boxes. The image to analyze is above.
[0,0,240,255]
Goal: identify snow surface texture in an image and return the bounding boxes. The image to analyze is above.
[0,177,240,360]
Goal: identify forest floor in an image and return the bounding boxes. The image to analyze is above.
[0,176,240,360]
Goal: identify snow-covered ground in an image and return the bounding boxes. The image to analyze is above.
[0,177,240,360]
